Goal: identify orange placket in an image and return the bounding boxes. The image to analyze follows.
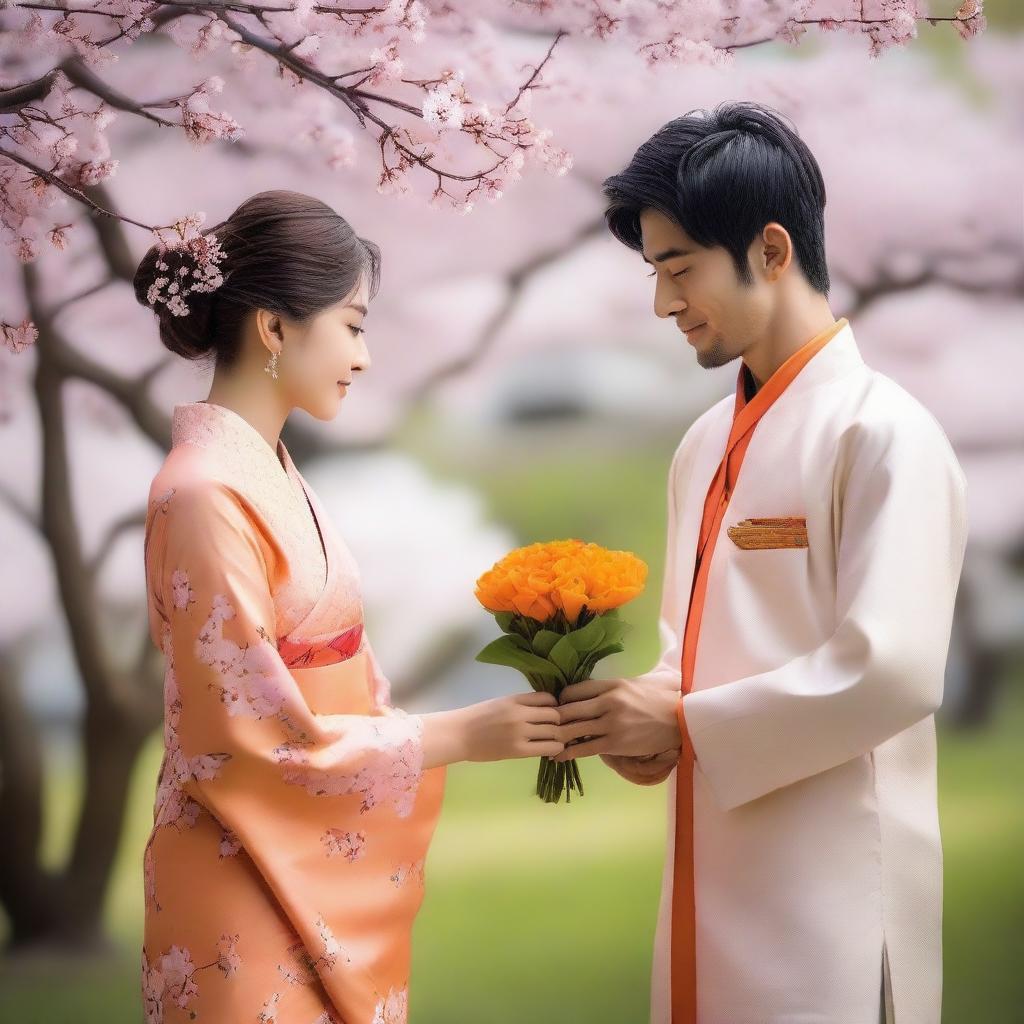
[668,318,848,1023]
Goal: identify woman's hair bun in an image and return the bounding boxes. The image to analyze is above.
[133,234,225,361]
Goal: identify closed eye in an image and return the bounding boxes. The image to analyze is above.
[646,267,690,278]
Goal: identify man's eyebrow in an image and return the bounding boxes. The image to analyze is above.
[641,247,696,265]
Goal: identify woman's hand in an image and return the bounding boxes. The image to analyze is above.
[461,691,564,763]
[421,691,563,767]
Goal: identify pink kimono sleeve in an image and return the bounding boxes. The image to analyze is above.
[148,480,426,831]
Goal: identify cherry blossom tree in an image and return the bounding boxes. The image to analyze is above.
[0,2,1000,957]
[1,0,986,340]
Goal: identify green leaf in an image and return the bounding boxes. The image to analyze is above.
[587,642,626,664]
[494,611,517,633]
[475,635,566,682]
[519,617,541,642]
[598,618,630,646]
[531,630,562,658]
[578,643,625,680]
[548,635,580,678]
[564,614,606,654]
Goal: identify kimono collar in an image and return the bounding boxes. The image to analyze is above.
[733,317,856,426]
[171,401,299,485]
[169,401,334,635]
[712,318,858,473]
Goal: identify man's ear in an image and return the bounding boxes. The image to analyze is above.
[761,222,793,281]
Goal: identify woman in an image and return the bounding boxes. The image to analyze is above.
[134,190,563,1024]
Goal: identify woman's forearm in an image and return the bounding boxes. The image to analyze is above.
[420,707,471,769]
[418,692,562,768]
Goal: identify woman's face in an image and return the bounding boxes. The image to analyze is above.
[279,273,371,421]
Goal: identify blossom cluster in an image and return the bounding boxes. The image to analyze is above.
[145,216,228,318]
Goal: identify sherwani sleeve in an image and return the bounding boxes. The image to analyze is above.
[611,442,689,786]
[639,441,688,691]
[147,479,427,843]
[681,411,969,812]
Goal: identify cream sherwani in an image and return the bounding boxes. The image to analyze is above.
[644,321,968,1024]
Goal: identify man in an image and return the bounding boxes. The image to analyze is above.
[553,102,968,1024]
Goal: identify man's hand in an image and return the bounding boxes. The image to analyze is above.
[552,674,682,761]
[601,749,679,786]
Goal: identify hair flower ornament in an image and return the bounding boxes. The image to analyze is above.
[146,213,228,317]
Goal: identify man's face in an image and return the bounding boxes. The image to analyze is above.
[639,208,771,371]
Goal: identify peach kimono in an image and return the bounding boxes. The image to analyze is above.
[639,320,968,1024]
[141,401,446,1024]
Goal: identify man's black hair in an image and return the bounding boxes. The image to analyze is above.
[603,101,830,295]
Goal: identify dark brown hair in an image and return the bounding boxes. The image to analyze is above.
[133,189,381,365]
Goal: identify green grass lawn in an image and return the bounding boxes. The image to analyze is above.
[2,436,1021,1022]
[934,684,1024,1023]
[3,690,1021,1023]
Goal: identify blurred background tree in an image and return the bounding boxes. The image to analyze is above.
[1,1,1021,1021]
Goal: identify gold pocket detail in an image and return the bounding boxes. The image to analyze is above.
[727,517,808,550]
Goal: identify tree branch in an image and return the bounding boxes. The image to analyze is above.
[400,216,606,403]
[87,508,148,575]
[0,481,41,536]
[24,259,157,725]
[842,242,1024,317]
[0,69,60,113]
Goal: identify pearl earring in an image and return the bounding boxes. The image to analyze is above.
[264,350,279,379]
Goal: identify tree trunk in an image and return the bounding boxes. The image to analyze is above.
[62,702,150,944]
[0,654,154,955]
[0,655,63,949]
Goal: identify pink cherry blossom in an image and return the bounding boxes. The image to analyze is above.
[170,569,194,611]
[373,985,409,1024]
[1,319,38,354]
[192,593,290,717]
[321,828,368,861]
[273,713,424,817]
[159,944,199,1010]
[219,827,242,858]
[257,991,282,1024]
[141,947,166,1024]
[215,932,243,977]
[0,1,987,342]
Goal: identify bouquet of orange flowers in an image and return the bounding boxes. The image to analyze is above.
[474,539,648,803]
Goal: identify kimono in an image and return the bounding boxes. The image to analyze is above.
[141,400,446,1024]
[640,319,968,1024]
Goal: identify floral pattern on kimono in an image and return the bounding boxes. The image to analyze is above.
[140,401,446,1024]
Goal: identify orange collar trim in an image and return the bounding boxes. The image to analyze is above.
[729,317,849,448]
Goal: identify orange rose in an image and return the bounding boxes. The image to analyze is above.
[475,539,647,624]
